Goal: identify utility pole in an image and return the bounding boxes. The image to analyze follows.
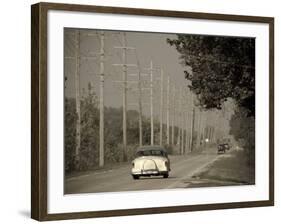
[138,71,143,146]
[121,33,128,161]
[183,89,188,153]
[86,31,107,167]
[127,84,150,146]
[166,75,170,145]
[196,109,201,147]
[113,32,137,161]
[126,81,151,147]
[171,83,176,146]
[201,111,206,146]
[210,126,215,143]
[87,31,108,167]
[183,103,187,154]
[185,109,189,153]
[176,107,181,150]
[74,30,81,166]
[143,60,160,145]
[66,31,115,167]
[99,31,105,167]
[159,69,164,146]
[134,49,143,146]
[178,89,181,153]
[182,111,185,154]
[179,87,184,154]
[66,31,108,167]
[150,61,154,145]
[184,90,191,153]
[190,95,195,152]
[213,111,219,143]
[182,88,186,154]
[143,61,160,146]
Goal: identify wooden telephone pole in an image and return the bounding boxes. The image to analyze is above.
[190,94,195,152]
[159,69,164,146]
[113,32,137,161]
[66,30,107,167]
[122,33,128,161]
[150,61,154,145]
[82,31,106,167]
[196,109,201,147]
[171,83,176,146]
[143,61,160,145]
[200,111,206,145]
[136,53,143,146]
[185,103,189,153]
[74,30,81,164]
[126,51,155,147]
[99,31,105,167]
[179,87,184,154]
[182,102,187,154]
[132,49,146,146]
[166,75,170,145]
[184,89,191,153]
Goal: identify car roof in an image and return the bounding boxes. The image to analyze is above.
[136,145,167,152]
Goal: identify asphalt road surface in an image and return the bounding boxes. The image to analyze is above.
[65,152,218,194]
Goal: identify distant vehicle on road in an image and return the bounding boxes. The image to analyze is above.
[217,144,226,154]
[223,143,230,150]
[131,146,170,180]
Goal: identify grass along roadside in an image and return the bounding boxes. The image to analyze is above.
[186,150,255,187]
[65,161,131,179]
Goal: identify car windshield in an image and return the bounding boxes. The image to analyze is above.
[136,149,165,157]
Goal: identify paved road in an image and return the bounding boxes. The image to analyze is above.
[65,152,218,194]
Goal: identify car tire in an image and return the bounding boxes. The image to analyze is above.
[163,173,169,178]
[132,175,139,180]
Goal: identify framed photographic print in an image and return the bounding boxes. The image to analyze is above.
[31,2,274,221]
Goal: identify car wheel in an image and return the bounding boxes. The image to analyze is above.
[132,175,139,180]
[163,173,169,178]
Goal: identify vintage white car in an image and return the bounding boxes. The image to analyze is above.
[131,146,170,179]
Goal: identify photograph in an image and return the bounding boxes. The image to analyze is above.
[63,28,255,194]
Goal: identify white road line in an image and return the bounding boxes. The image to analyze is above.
[66,174,90,182]
[66,168,123,182]
[169,154,201,169]
[165,155,220,189]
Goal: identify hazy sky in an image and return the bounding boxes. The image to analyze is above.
[64,28,233,134]
[64,29,187,105]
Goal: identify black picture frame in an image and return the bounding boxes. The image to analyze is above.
[31,2,274,221]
